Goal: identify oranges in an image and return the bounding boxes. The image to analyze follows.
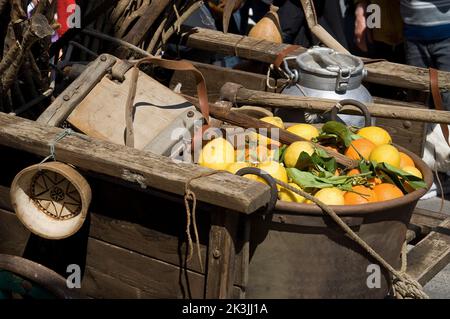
[357,126,392,146]
[344,185,377,205]
[345,138,376,160]
[373,183,404,202]
[399,152,415,169]
[369,144,401,168]
[347,168,361,176]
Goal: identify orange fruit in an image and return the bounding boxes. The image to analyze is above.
[373,183,404,202]
[345,138,376,160]
[344,185,378,205]
[347,168,361,176]
[369,177,383,186]
[399,152,415,169]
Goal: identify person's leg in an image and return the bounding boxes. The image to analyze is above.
[430,37,450,111]
[404,40,432,68]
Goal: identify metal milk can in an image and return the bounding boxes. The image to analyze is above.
[277,47,372,127]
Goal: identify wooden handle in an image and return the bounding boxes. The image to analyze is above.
[220,82,450,125]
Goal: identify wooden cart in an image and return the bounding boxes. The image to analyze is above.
[0,52,449,298]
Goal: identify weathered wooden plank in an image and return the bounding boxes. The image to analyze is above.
[86,238,205,299]
[37,54,117,127]
[0,185,11,211]
[89,213,207,274]
[205,210,239,299]
[0,113,270,214]
[233,217,250,295]
[0,209,30,256]
[170,61,274,101]
[407,218,450,286]
[410,208,448,236]
[183,28,450,91]
[81,266,154,299]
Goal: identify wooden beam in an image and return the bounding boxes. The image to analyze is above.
[0,113,270,214]
[170,61,275,101]
[410,208,448,236]
[37,54,117,127]
[407,218,450,286]
[182,28,450,92]
[220,83,450,125]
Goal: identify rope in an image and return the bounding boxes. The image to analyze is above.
[271,178,429,299]
[40,129,74,164]
[184,170,227,272]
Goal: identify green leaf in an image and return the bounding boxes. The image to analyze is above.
[287,168,355,191]
[376,162,427,191]
[289,150,337,174]
[315,147,330,158]
[321,121,356,147]
[277,145,288,163]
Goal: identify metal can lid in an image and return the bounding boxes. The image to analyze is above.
[296,47,364,77]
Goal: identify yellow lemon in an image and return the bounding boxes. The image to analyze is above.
[357,126,392,146]
[402,166,423,179]
[260,116,285,129]
[313,188,345,206]
[287,124,320,141]
[198,138,235,170]
[369,144,401,168]
[283,141,315,168]
[253,117,284,147]
[226,162,252,174]
[279,183,306,203]
[246,161,288,186]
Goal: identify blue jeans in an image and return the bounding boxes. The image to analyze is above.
[405,37,450,110]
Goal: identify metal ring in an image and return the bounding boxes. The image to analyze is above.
[331,99,372,128]
[235,167,278,216]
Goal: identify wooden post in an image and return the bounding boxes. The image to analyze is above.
[205,210,240,299]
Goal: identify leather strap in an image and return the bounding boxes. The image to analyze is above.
[430,67,450,147]
[125,56,210,148]
[273,45,302,68]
